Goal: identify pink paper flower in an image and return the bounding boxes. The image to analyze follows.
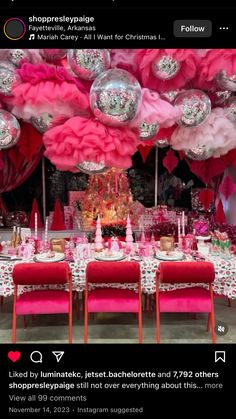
[0,49,44,65]
[195,49,236,90]
[110,49,139,75]
[8,63,90,120]
[136,49,198,92]
[171,108,236,157]
[130,88,180,128]
[43,116,138,172]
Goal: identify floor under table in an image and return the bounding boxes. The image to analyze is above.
[1,296,235,344]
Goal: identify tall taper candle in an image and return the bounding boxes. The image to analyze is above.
[44,217,48,245]
[182,211,185,236]
[35,212,38,240]
[178,218,181,245]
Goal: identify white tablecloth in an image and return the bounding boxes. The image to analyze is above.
[0,255,236,299]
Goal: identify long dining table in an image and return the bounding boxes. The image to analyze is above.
[0,254,236,299]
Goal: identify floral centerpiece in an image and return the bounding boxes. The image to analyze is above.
[193,219,210,237]
[211,230,231,255]
[148,222,179,240]
[208,222,236,244]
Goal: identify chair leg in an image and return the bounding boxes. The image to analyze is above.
[211,311,216,344]
[138,309,142,344]
[22,315,27,329]
[192,313,197,320]
[0,296,4,306]
[210,286,216,343]
[227,298,231,307]
[69,312,72,344]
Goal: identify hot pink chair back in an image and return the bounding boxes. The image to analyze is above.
[156,261,216,343]
[12,262,73,343]
[84,261,142,343]
[86,261,140,284]
[159,261,215,284]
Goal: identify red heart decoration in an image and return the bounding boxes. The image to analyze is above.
[163,149,179,173]
[199,189,214,211]
[8,351,21,363]
[215,200,226,223]
[219,175,236,200]
[137,144,153,163]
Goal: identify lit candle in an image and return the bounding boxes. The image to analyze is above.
[35,212,38,240]
[178,218,181,245]
[182,211,185,236]
[44,217,48,245]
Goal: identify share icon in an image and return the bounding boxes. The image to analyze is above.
[52,351,64,363]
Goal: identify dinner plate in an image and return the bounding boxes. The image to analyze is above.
[34,252,65,263]
[155,251,184,261]
[95,254,126,262]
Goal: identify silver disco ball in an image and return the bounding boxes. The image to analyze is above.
[90,68,141,126]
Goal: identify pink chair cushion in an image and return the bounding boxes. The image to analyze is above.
[13,262,70,285]
[87,289,139,313]
[16,290,70,315]
[158,287,212,312]
[159,261,215,284]
[86,261,140,284]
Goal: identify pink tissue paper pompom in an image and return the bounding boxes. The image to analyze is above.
[195,49,213,58]
[0,49,44,66]
[135,49,198,92]
[195,49,236,90]
[43,116,138,172]
[130,88,180,128]
[110,49,139,75]
[8,63,90,120]
[171,108,236,158]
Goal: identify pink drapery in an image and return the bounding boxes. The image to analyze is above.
[0,122,43,215]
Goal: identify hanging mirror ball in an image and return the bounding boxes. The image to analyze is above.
[184,145,213,160]
[0,110,21,150]
[175,89,211,127]
[76,161,108,175]
[152,55,181,80]
[90,68,141,126]
[139,121,159,140]
[67,49,110,80]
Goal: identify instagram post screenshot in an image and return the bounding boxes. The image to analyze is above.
[0,0,235,416]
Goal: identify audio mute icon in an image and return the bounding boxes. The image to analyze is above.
[52,351,64,362]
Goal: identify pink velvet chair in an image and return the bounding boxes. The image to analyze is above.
[156,261,216,343]
[84,261,142,343]
[12,262,72,343]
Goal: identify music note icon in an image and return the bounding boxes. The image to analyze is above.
[29,34,35,40]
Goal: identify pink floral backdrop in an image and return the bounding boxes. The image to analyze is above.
[0,48,236,221]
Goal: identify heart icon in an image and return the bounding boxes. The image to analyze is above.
[8,351,21,362]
